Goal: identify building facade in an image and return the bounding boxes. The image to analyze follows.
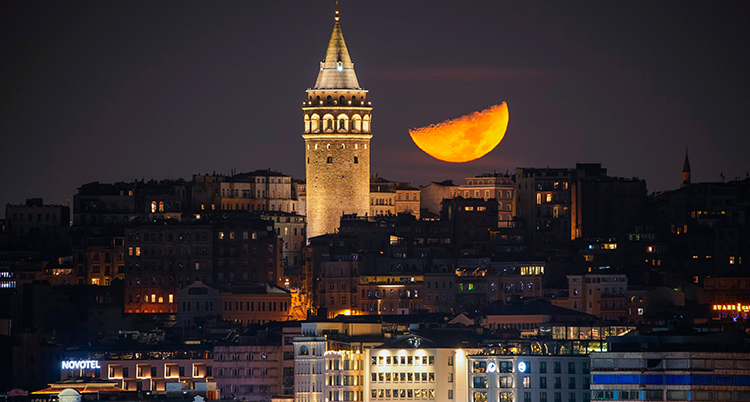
[459,173,515,224]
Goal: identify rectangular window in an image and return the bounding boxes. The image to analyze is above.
[540,361,547,373]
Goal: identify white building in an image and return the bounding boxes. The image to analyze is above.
[293,327,593,402]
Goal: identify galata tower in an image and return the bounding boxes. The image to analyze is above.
[303,3,372,240]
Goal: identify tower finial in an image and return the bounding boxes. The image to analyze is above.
[681,146,691,188]
[335,0,339,22]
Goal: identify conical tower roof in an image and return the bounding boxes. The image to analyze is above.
[682,150,691,173]
[313,5,361,90]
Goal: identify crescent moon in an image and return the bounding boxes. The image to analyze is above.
[409,103,509,163]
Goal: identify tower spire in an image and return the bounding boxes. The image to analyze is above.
[312,1,361,89]
[681,146,691,188]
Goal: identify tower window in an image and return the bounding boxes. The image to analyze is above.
[354,156,359,164]
[327,156,333,164]
[339,119,345,130]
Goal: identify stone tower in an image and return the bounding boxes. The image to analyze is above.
[303,4,372,239]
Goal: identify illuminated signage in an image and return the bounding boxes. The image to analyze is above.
[713,304,750,313]
[61,360,101,370]
[487,362,497,373]
[517,362,527,373]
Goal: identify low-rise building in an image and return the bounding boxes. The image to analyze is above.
[590,331,750,401]
[62,344,215,396]
[214,344,283,401]
[221,283,292,325]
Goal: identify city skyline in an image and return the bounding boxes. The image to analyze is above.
[2,1,749,213]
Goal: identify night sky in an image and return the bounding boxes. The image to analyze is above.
[2,1,749,214]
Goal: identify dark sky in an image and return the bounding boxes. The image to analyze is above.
[2,1,749,214]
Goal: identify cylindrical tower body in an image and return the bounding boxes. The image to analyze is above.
[303,13,372,240]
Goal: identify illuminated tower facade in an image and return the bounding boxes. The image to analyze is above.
[303,5,372,239]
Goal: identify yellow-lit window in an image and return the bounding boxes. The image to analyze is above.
[536,193,542,205]
[546,193,552,203]
[169,294,174,303]
[135,247,141,256]
[730,256,736,265]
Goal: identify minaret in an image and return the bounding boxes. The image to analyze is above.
[681,148,691,188]
[303,3,373,239]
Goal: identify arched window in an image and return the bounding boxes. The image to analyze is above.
[337,114,348,132]
[304,115,310,133]
[354,156,359,164]
[326,95,332,104]
[351,95,356,104]
[363,115,371,132]
[300,346,309,356]
[158,201,164,212]
[351,115,362,132]
[339,95,345,104]
[327,156,333,164]
[311,114,320,133]
[316,96,321,104]
[326,119,333,131]
[341,144,345,149]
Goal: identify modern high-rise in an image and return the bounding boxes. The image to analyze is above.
[303,4,373,240]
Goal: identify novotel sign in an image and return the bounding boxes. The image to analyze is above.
[61,360,101,370]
